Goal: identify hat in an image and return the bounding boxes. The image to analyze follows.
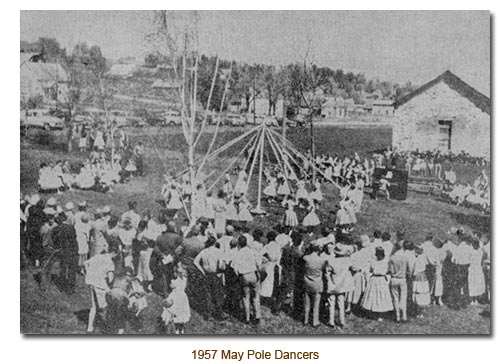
[334,245,350,257]
[226,225,234,234]
[46,197,57,206]
[56,206,63,214]
[95,208,103,215]
[78,201,87,208]
[43,207,56,215]
[30,194,40,205]
[385,171,393,179]
[102,206,111,214]
[24,194,30,202]
[65,202,74,211]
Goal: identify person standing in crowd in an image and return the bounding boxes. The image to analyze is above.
[412,245,431,317]
[469,238,486,305]
[151,221,182,297]
[388,241,415,322]
[26,195,46,267]
[452,234,472,308]
[84,246,116,333]
[260,231,282,302]
[325,244,353,328]
[273,229,295,315]
[422,233,438,304]
[231,235,262,325]
[76,213,91,273]
[349,235,371,313]
[121,201,141,229]
[162,263,191,334]
[133,142,145,177]
[302,244,325,327]
[193,236,226,321]
[361,247,393,321]
[52,212,79,294]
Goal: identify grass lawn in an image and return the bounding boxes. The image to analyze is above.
[20,125,491,335]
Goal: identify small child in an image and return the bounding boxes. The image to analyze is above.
[161,264,191,334]
[283,196,298,228]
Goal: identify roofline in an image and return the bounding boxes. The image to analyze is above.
[394,70,490,115]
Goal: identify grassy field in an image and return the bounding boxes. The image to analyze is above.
[20,125,491,335]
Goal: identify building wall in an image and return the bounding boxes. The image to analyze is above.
[393,81,490,158]
[373,105,394,115]
[249,98,284,118]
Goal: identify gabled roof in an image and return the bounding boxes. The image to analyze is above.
[151,79,182,89]
[394,70,490,115]
[21,61,69,82]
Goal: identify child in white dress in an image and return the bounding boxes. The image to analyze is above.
[237,197,253,225]
[283,196,298,228]
[263,176,278,201]
[161,264,191,334]
[302,199,320,229]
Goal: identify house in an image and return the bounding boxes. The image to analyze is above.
[20,52,69,105]
[107,63,138,78]
[321,97,347,118]
[392,70,490,158]
[371,99,394,116]
[151,79,182,97]
[248,97,284,119]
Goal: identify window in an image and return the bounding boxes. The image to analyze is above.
[438,120,452,150]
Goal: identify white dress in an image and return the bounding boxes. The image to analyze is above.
[469,248,486,297]
[238,201,253,222]
[263,178,277,197]
[302,204,320,226]
[94,130,105,149]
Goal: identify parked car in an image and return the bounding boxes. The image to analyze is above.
[110,110,129,127]
[126,116,147,128]
[20,109,64,130]
[224,113,246,127]
[165,110,182,126]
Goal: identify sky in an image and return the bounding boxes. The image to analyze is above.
[20,10,490,96]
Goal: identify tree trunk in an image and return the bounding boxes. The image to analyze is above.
[309,111,316,184]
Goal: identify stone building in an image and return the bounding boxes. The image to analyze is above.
[392,71,490,158]
[20,52,69,106]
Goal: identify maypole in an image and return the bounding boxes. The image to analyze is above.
[244,124,265,197]
[252,123,267,214]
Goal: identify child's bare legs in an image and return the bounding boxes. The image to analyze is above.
[304,292,311,325]
[87,288,97,332]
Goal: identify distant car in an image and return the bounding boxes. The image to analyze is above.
[224,113,246,127]
[126,116,147,128]
[20,109,64,130]
[110,111,129,127]
[72,112,94,126]
[165,110,182,126]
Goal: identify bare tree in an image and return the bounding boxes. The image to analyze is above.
[148,11,231,221]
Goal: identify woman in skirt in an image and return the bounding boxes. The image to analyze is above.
[412,245,431,317]
[283,196,298,228]
[276,177,291,200]
[309,181,323,204]
[263,176,278,202]
[302,199,320,231]
[469,239,486,305]
[361,247,393,321]
[237,196,253,226]
[295,179,309,207]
